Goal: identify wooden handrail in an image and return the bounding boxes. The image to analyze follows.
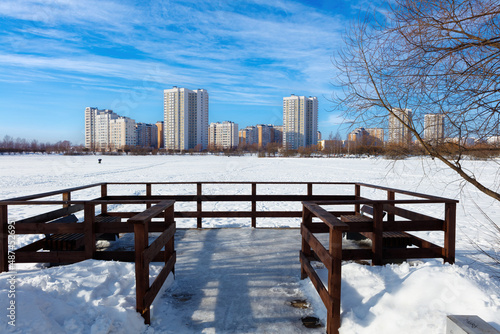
[128,200,175,224]
[302,202,349,231]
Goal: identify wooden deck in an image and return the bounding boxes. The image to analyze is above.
[0,181,458,334]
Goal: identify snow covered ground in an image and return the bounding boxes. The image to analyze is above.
[0,154,499,333]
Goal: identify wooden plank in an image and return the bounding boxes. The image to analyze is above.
[95,222,166,233]
[301,225,332,271]
[372,202,384,265]
[143,252,176,309]
[197,183,202,228]
[356,182,458,202]
[101,184,108,215]
[84,204,96,259]
[328,229,343,334]
[299,251,334,309]
[143,224,176,265]
[342,249,372,261]
[382,204,440,222]
[15,205,84,225]
[16,223,84,234]
[15,251,87,263]
[15,239,45,252]
[134,220,149,322]
[301,206,313,279]
[2,183,103,202]
[251,183,256,228]
[383,247,443,259]
[354,184,361,214]
[387,190,395,223]
[62,192,71,208]
[308,223,330,234]
[444,203,456,264]
[128,200,175,224]
[383,220,444,231]
[0,205,8,272]
[100,194,355,203]
[341,219,373,233]
[302,202,349,231]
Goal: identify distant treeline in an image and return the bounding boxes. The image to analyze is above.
[0,135,86,154]
[1,135,499,159]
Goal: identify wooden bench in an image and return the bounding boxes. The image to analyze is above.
[341,205,413,248]
[44,214,120,251]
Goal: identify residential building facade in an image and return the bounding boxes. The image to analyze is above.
[136,123,158,149]
[424,114,445,144]
[282,95,318,150]
[109,117,136,150]
[239,126,258,146]
[85,107,118,151]
[388,108,413,146]
[163,86,209,151]
[209,121,239,149]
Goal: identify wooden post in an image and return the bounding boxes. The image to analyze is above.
[0,205,8,273]
[83,203,96,259]
[354,184,361,214]
[328,228,343,334]
[62,192,71,209]
[165,203,175,275]
[307,183,313,198]
[134,219,150,323]
[101,184,108,215]
[387,191,395,223]
[444,202,456,264]
[300,205,313,279]
[197,183,202,228]
[146,183,152,209]
[251,183,257,228]
[372,202,383,265]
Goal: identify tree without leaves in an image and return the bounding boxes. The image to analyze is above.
[334,0,500,201]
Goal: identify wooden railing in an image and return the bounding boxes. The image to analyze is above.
[128,200,176,324]
[300,196,457,334]
[300,202,348,334]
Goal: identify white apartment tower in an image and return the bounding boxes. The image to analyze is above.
[282,95,318,150]
[110,117,136,150]
[388,108,413,146]
[85,107,118,151]
[424,114,445,144]
[209,121,239,149]
[163,86,209,151]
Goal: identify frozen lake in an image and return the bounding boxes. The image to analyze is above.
[0,154,499,333]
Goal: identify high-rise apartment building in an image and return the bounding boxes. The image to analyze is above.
[239,126,258,146]
[209,121,239,149]
[282,95,318,150]
[256,124,273,148]
[163,86,209,151]
[109,116,136,150]
[85,107,119,151]
[424,114,445,144]
[136,123,158,148]
[272,125,283,144]
[388,108,413,146]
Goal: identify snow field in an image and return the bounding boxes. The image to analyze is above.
[0,154,499,333]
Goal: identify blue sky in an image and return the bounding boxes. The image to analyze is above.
[0,0,373,144]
